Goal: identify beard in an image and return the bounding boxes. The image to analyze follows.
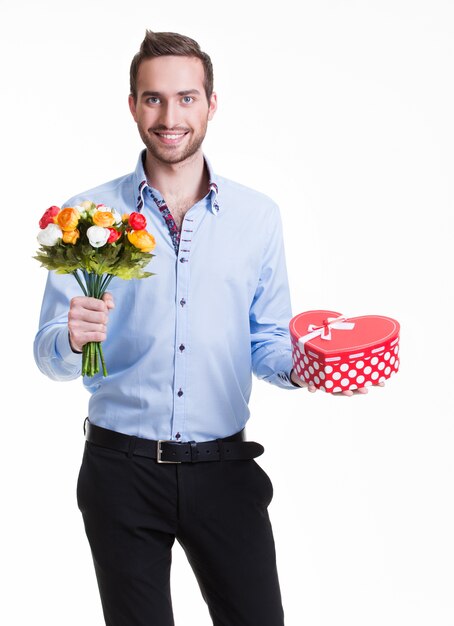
[137,120,208,165]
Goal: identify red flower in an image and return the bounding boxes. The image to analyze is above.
[129,212,147,230]
[107,228,121,243]
[39,205,60,229]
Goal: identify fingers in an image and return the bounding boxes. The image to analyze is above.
[68,295,113,352]
[102,292,115,310]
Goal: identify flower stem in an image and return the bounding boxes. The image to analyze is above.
[72,270,110,377]
[97,343,108,377]
[72,270,88,296]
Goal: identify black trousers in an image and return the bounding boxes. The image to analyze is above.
[76,431,285,626]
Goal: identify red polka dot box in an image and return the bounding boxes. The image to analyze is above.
[289,310,400,393]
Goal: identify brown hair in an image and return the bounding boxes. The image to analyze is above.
[130,30,214,103]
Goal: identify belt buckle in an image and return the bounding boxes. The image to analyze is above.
[157,440,182,464]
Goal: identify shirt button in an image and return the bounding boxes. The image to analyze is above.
[179,257,187,263]
[177,388,184,397]
[175,432,181,440]
[179,344,185,352]
[180,298,186,307]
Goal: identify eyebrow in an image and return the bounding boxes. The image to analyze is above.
[141,89,201,98]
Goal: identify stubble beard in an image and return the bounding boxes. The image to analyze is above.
[138,121,208,166]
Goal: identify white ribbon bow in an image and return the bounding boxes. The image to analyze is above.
[297,315,355,354]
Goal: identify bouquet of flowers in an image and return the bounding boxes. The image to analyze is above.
[34,201,156,377]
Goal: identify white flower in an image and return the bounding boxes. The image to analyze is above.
[37,223,62,246]
[112,209,122,225]
[87,225,109,248]
[73,204,87,219]
[96,205,113,212]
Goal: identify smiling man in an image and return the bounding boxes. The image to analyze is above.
[34,30,305,626]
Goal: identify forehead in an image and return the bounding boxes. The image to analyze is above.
[136,56,205,95]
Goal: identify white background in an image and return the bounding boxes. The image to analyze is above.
[1,0,453,624]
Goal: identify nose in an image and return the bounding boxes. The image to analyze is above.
[160,101,179,129]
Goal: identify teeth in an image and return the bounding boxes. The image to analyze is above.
[159,134,184,139]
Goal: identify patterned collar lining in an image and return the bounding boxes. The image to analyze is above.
[135,150,220,214]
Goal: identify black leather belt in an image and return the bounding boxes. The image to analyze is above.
[84,420,264,463]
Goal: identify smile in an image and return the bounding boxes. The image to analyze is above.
[153,131,189,145]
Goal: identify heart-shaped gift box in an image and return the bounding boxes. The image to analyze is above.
[289,310,400,392]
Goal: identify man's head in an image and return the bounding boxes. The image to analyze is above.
[128,31,217,166]
[129,30,214,105]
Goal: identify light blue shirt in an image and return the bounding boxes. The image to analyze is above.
[34,150,298,442]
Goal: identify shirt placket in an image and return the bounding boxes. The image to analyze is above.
[170,206,203,441]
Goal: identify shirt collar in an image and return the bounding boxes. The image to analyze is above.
[134,149,220,215]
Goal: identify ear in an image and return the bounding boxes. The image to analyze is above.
[128,94,138,122]
[207,92,218,121]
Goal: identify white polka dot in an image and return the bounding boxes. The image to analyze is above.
[340,363,349,372]
[385,366,391,375]
[395,360,399,369]
[384,352,390,361]
[365,380,373,386]
[379,376,386,383]
[325,365,333,374]
[296,363,301,373]
[325,380,333,389]
[390,356,395,365]
[296,349,301,359]
[364,366,372,375]
[356,360,364,369]
[356,375,365,384]
[371,356,379,365]
[371,371,379,380]
[314,376,320,385]
[348,369,357,378]
[394,346,399,354]
[313,361,319,370]
[309,366,314,375]
[333,372,341,381]
[319,385,326,392]
[304,356,309,365]
[333,386,342,393]
[304,371,310,379]
[341,378,350,387]
[349,384,358,391]
[378,362,385,371]
[319,371,325,380]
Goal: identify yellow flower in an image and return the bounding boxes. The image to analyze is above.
[128,230,156,253]
[62,229,80,245]
[57,207,80,232]
[93,210,115,227]
[122,213,130,223]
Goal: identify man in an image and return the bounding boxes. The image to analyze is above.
[34,30,363,626]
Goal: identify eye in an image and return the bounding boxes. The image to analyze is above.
[146,96,160,104]
[182,96,194,104]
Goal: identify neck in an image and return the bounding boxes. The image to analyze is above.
[144,149,208,202]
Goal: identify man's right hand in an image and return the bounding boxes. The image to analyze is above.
[68,293,115,353]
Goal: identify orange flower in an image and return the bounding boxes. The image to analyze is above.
[57,207,80,232]
[122,213,130,223]
[128,230,156,253]
[62,229,80,245]
[93,210,116,227]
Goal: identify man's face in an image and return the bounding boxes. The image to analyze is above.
[129,56,217,165]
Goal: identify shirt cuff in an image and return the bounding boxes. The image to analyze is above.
[276,369,302,389]
[55,327,83,366]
